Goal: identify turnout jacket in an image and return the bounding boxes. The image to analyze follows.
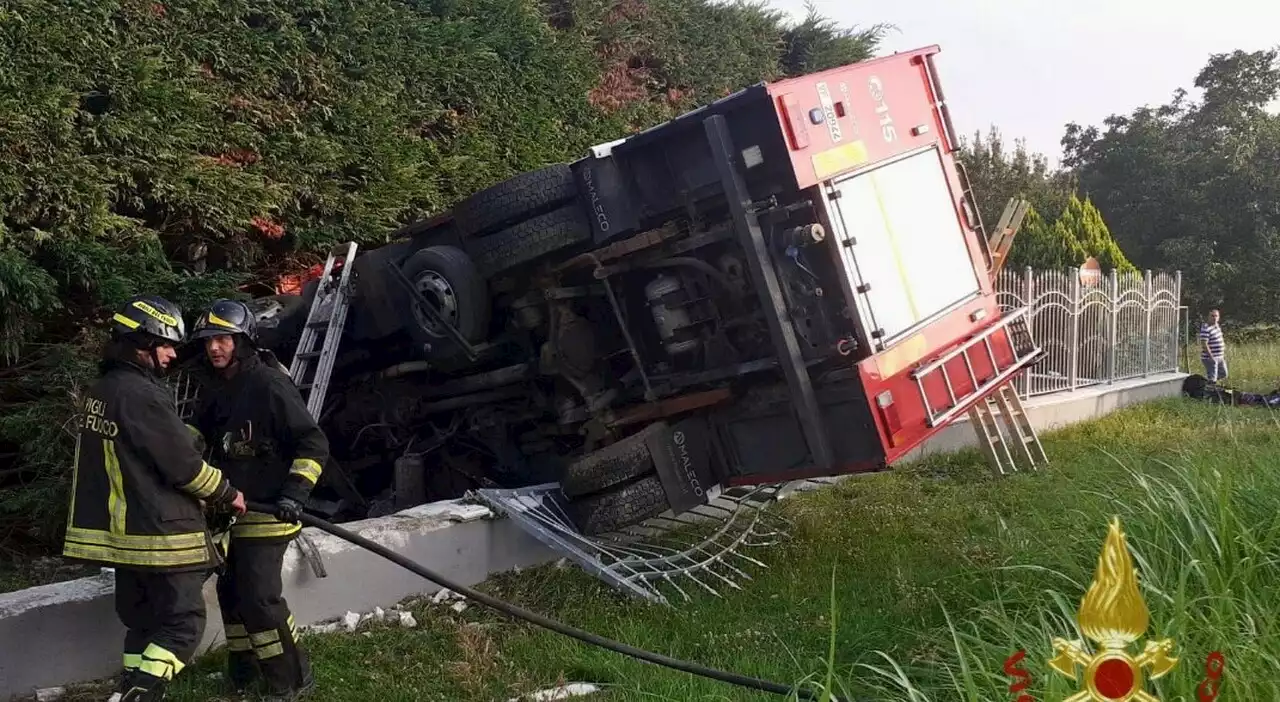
[192,350,329,542]
[63,360,237,571]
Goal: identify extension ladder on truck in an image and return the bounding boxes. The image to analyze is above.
[909,305,1047,475]
[290,242,358,417]
[285,241,359,579]
[986,197,1031,279]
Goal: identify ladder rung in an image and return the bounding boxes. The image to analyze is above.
[307,320,331,329]
[295,351,321,360]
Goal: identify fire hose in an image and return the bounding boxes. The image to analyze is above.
[244,501,822,700]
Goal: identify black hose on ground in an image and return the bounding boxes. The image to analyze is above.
[245,501,819,700]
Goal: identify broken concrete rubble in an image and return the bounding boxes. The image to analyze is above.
[33,687,64,702]
[304,589,465,637]
[507,683,601,701]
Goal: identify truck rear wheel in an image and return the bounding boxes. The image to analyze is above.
[466,204,593,276]
[401,245,491,359]
[567,475,670,536]
[453,164,578,237]
[561,423,665,498]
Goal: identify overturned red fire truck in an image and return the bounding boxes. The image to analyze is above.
[210,44,1042,535]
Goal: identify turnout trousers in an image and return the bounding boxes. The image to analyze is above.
[114,568,208,700]
[216,539,312,696]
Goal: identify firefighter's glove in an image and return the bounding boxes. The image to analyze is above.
[275,496,304,524]
[205,507,235,534]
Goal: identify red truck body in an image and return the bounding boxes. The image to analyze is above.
[242,45,1039,529]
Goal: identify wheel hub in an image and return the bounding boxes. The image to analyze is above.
[412,270,459,337]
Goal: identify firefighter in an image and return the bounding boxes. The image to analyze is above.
[63,295,247,702]
[188,298,329,700]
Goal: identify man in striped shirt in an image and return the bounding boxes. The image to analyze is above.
[1199,308,1227,382]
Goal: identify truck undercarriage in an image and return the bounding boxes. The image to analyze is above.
[173,45,1043,538]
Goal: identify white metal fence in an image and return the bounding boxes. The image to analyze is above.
[996,268,1183,398]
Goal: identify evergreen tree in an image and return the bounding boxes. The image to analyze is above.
[1005,205,1088,271]
[1058,195,1136,272]
[1003,197,1135,272]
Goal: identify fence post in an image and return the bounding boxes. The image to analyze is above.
[1069,268,1080,391]
[1174,270,1183,373]
[1107,268,1118,383]
[1143,269,1152,377]
[1020,267,1033,398]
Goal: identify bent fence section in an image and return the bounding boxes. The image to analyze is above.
[996,268,1184,399]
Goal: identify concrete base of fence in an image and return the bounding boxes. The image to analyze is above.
[900,372,1190,461]
[0,371,1188,700]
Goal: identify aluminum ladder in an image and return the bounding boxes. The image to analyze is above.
[986,197,1031,279]
[286,241,359,579]
[290,241,358,417]
[967,382,1047,475]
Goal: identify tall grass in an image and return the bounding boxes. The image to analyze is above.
[802,416,1280,700]
[1217,341,1280,389]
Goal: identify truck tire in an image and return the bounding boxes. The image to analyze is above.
[400,245,491,358]
[466,204,592,277]
[567,475,670,536]
[561,423,665,498]
[453,164,578,237]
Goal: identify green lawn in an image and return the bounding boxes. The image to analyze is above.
[33,345,1280,701]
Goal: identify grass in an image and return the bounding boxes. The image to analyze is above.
[29,344,1280,701]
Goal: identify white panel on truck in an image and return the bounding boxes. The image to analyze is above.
[827,146,981,347]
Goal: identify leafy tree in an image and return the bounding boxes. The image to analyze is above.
[958,126,1076,229]
[958,128,1133,273]
[1062,48,1280,323]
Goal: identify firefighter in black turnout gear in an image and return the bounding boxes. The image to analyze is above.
[188,299,329,700]
[63,295,248,702]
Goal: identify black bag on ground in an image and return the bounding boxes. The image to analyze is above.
[1182,373,1280,407]
[1182,374,1237,404]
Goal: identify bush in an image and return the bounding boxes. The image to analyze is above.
[0,0,886,564]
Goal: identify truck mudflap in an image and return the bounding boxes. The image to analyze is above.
[647,416,717,516]
[573,150,639,245]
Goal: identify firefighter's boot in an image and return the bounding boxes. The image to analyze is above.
[259,625,314,700]
[226,650,260,693]
[109,669,133,698]
[111,670,169,701]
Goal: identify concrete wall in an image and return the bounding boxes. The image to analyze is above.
[0,372,1187,700]
[901,373,1189,461]
[0,503,555,699]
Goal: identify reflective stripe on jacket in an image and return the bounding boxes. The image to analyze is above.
[63,361,236,571]
[192,351,330,542]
